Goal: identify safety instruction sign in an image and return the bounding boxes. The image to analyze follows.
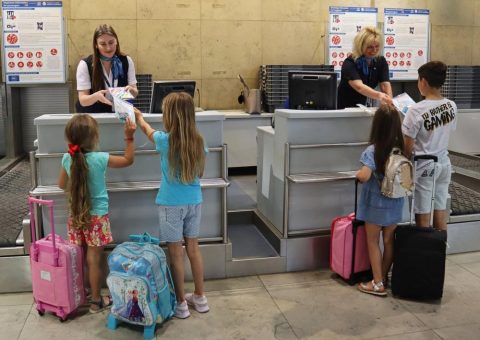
[328,6,378,76]
[384,8,430,80]
[2,1,66,84]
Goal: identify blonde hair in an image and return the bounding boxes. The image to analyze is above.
[64,114,99,229]
[162,92,206,183]
[352,26,383,60]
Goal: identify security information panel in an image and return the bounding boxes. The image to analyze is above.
[2,1,66,84]
[384,8,430,80]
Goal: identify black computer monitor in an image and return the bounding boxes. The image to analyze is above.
[149,80,196,113]
[288,71,337,110]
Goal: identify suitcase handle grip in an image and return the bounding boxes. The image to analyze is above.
[28,196,58,264]
[413,155,438,162]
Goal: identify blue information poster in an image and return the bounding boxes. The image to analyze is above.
[2,1,65,84]
[384,8,430,80]
[328,6,378,76]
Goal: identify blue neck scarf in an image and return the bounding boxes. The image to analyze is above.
[99,54,124,81]
[355,56,374,77]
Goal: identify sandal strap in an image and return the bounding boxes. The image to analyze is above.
[372,280,384,291]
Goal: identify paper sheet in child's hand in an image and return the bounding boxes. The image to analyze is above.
[109,87,134,100]
[392,93,416,115]
[112,96,135,122]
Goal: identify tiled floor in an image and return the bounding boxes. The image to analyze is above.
[2,251,480,339]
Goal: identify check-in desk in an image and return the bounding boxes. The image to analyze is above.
[257,108,373,270]
[30,112,229,279]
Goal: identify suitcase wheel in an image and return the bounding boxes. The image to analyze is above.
[37,309,44,316]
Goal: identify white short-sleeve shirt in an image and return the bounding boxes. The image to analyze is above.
[76,55,137,91]
[402,98,457,158]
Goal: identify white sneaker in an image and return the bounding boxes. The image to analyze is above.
[185,293,209,313]
[174,300,190,319]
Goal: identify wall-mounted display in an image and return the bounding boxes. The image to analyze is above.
[383,8,430,80]
[1,1,66,84]
[328,6,378,78]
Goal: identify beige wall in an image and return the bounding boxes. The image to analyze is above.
[63,0,480,110]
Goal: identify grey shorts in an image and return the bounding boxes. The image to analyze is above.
[414,156,451,214]
[157,204,202,242]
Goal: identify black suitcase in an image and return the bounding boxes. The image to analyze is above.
[391,155,447,300]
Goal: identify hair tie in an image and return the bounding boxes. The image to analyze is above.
[68,144,80,156]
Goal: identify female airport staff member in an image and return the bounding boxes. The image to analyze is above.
[337,26,393,109]
[76,24,138,113]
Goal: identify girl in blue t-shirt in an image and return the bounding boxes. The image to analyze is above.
[134,92,209,319]
[356,105,405,296]
[58,114,136,313]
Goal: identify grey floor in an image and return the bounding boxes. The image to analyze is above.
[3,176,480,339]
[2,252,480,339]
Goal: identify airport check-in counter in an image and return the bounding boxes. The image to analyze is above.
[30,112,228,245]
[257,108,375,270]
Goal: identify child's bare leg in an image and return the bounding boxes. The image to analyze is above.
[86,246,105,304]
[168,242,185,302]
[433,210,448,231]
[382,225,396,280]
[185,237,204,296]
[365,223,383,283]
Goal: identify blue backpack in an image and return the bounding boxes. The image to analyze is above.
[106,233,176,340]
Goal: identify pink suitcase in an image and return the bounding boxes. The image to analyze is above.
[29,197,86,321]
[330,181,371,284]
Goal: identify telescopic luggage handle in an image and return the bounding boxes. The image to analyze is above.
[414,155,438,162]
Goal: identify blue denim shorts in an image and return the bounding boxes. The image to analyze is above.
[414,156,451,214]
[157,204,202,242]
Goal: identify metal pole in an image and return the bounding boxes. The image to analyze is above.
[283,143,290,239]
[222,144,228,243]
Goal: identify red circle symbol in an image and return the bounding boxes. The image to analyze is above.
[332,52,337,58]
[26,52,33,58]
[386,52,391,58]
[418,50,423,56]
[386,36,394,45]
[406,61,411,66]
[339,52,345,58]
[331,35,341,45]
[50,48,58,56]
[393,52,398,58]
[6,33,18,44]
[27,61,34,68]
[392,61,398,66]
[399,61,405,66]
[17,61,24,68]
[407,52,412,58]
[339,61,344,66]
[347,52,352,58]
[36,61,43,67]
[400,52,405,58]
[36,51,42,58]
[8,52,15,58]
[8,61,15,68]
[17,51,24,58]
[332,60,338,66]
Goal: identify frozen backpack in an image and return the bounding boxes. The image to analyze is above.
[380,148,414,198]
[106,233,176,340]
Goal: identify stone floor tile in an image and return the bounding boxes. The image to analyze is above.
[19,306,145,340]
[0,292,33,306]
[0,305,31,339]
[267,282,427,339]
[156,288,296,340]
[458,261,480,278]
[184,275,263,293]
[447,252,480,265]
[259,270,334,287]
[433,322,480,340]
[369,330,442,339]
[397,263,480,329]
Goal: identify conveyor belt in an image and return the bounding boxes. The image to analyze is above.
[0,159,30,247]
[449,181,480,215]
[449,150,480,174]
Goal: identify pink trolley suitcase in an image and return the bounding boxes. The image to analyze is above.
[29,197,86,321]
[330,180,371,284]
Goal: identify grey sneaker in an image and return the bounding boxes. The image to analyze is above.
[185,293,210,313]
[174,300,190,319]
